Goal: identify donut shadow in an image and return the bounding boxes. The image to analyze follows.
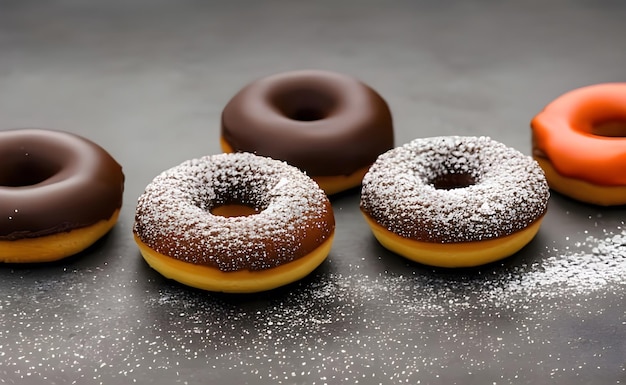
[327,184,362,202]
[536,192,626,254]
[134,248,336,304]
[135,250,363,348]
[139,249,366,352]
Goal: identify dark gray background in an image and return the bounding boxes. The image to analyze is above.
[1,1,625,384]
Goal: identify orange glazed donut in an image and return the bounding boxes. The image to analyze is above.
[531,83,626,206]
[0,128,125,263]
[133,152,335,293]
[360,136,550,268]
[221,69,394,195]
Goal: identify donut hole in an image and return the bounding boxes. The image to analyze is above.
[590,118,626,137]
[211,203,260,217]
[204,175,274,218]
[425,156,479,190]
[271,88,337,122]
[0,157,62,187]
[430,172,476,190]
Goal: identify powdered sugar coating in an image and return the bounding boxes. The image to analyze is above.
[133,153,334,271]
[360,136,549,242]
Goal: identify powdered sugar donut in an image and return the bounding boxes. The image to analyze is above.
[360,136,549,268]
[133,152,335,293]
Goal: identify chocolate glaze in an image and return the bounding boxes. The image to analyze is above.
[221,70,394,177]
[360,136,550,243]
[133,153,334,272]
[0,128,125,240]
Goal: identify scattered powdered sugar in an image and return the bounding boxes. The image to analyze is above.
[361,136,550,242]
[373,227,626,316]
[133,152,333,271]
[0,225,624,384]
[499,230,626,297]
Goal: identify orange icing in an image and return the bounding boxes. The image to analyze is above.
[531,83,626,186]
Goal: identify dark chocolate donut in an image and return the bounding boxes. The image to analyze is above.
[221,70,394,194]
[0,128,124,262]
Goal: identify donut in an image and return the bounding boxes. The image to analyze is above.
[133,152,335,293]
[360,136,550,268]
[531,83,626,206]
[220,69,394,195]
[0,128,125,263]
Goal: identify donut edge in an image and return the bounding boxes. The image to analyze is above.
[134,232,334,293]
[362,211,544,268]
[534,156,626,206]
[0,210,121,263]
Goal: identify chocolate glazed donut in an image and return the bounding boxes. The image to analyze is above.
[221,70,394,194]
[0,128,124,262]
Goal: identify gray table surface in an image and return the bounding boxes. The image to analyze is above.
[1,1,625,384]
